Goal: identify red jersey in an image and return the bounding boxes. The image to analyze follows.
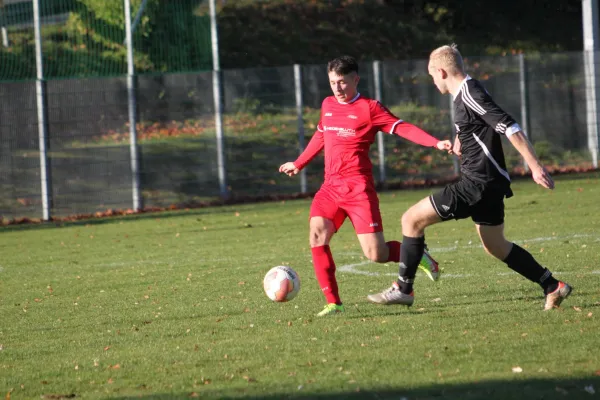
[294,93,439,182]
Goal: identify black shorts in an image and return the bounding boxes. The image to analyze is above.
[429,180,508,226]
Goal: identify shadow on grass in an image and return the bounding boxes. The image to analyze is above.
[108,377,600,400]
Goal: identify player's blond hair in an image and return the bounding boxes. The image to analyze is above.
[429,44,464,75]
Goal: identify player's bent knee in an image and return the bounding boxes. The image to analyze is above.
[363,247,387,263]
[401,211,421,231]
[309,222,335,247]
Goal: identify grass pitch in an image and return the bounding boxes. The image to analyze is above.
[1,173,599,400]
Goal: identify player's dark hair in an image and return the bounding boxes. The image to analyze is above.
[327,56,358,76]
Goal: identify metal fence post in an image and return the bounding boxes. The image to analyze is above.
[209,0,228,198]
[372,60,386,185]
[293,64,307,193]
[449,95,460,175]
[33,0,51,221]
[124,0,142,211]
[583,0,600,168]
[519,53,531,173]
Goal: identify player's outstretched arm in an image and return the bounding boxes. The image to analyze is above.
[393,121,452,151]
[278,129,324,177]
[508,131,555,189]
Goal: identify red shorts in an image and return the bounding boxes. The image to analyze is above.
[309,179,383,234]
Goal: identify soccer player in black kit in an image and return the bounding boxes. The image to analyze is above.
[368,44,572,311]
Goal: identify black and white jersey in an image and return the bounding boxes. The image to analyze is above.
[454,76,521,197]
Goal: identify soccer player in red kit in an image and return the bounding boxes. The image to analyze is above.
[279,56,452,316]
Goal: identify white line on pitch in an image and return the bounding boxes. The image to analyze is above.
[339,261,600,278]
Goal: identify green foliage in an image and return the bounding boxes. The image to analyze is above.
[0,0,583,79]
[75,0,132,25]
[0,0,211,79]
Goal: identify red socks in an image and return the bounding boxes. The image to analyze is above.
[386,241,401,262]
[311,245,340,304]
[311,241,401,304]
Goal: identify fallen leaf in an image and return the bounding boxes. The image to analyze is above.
[201,377,211,385]
[555,386,568,395]
[5,392,10,400]
[107,378,114,384]
[587,312,593,317]
[243,376,256,382]
[189,393,199,398]
[288,321,292,327]
[103,346,111,351]
[573,306,582,312]
[108,364,120,370]
[512,366,523,373]
[584,385,595,394]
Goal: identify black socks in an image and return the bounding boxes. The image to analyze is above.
[397,235,425,294]
[503,243,559,294]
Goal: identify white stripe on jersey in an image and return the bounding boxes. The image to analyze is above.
[461,85,487,115]
[505,123,522,137]
[389,119,404,135]
[472,133,511,182]
[495,122,507,133]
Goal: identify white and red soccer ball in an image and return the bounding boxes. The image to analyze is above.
[263,266,301,302]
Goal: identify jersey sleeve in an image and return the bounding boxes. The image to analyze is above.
[462,81,522,136]
[370,100,403,133]
[293,118,325,171]
[370,100,439,147]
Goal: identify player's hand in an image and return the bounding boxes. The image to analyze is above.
[450,138,462,156]
[279,162,300,177]
[531,165,555,190]
[436,140,452,152]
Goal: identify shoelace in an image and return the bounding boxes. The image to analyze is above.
[383,286,399,299]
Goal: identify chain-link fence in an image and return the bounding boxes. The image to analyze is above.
[0,1,598,220]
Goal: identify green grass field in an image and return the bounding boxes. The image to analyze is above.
[1,173,599,400]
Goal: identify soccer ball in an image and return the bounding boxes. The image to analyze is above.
[263,266,301,302]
